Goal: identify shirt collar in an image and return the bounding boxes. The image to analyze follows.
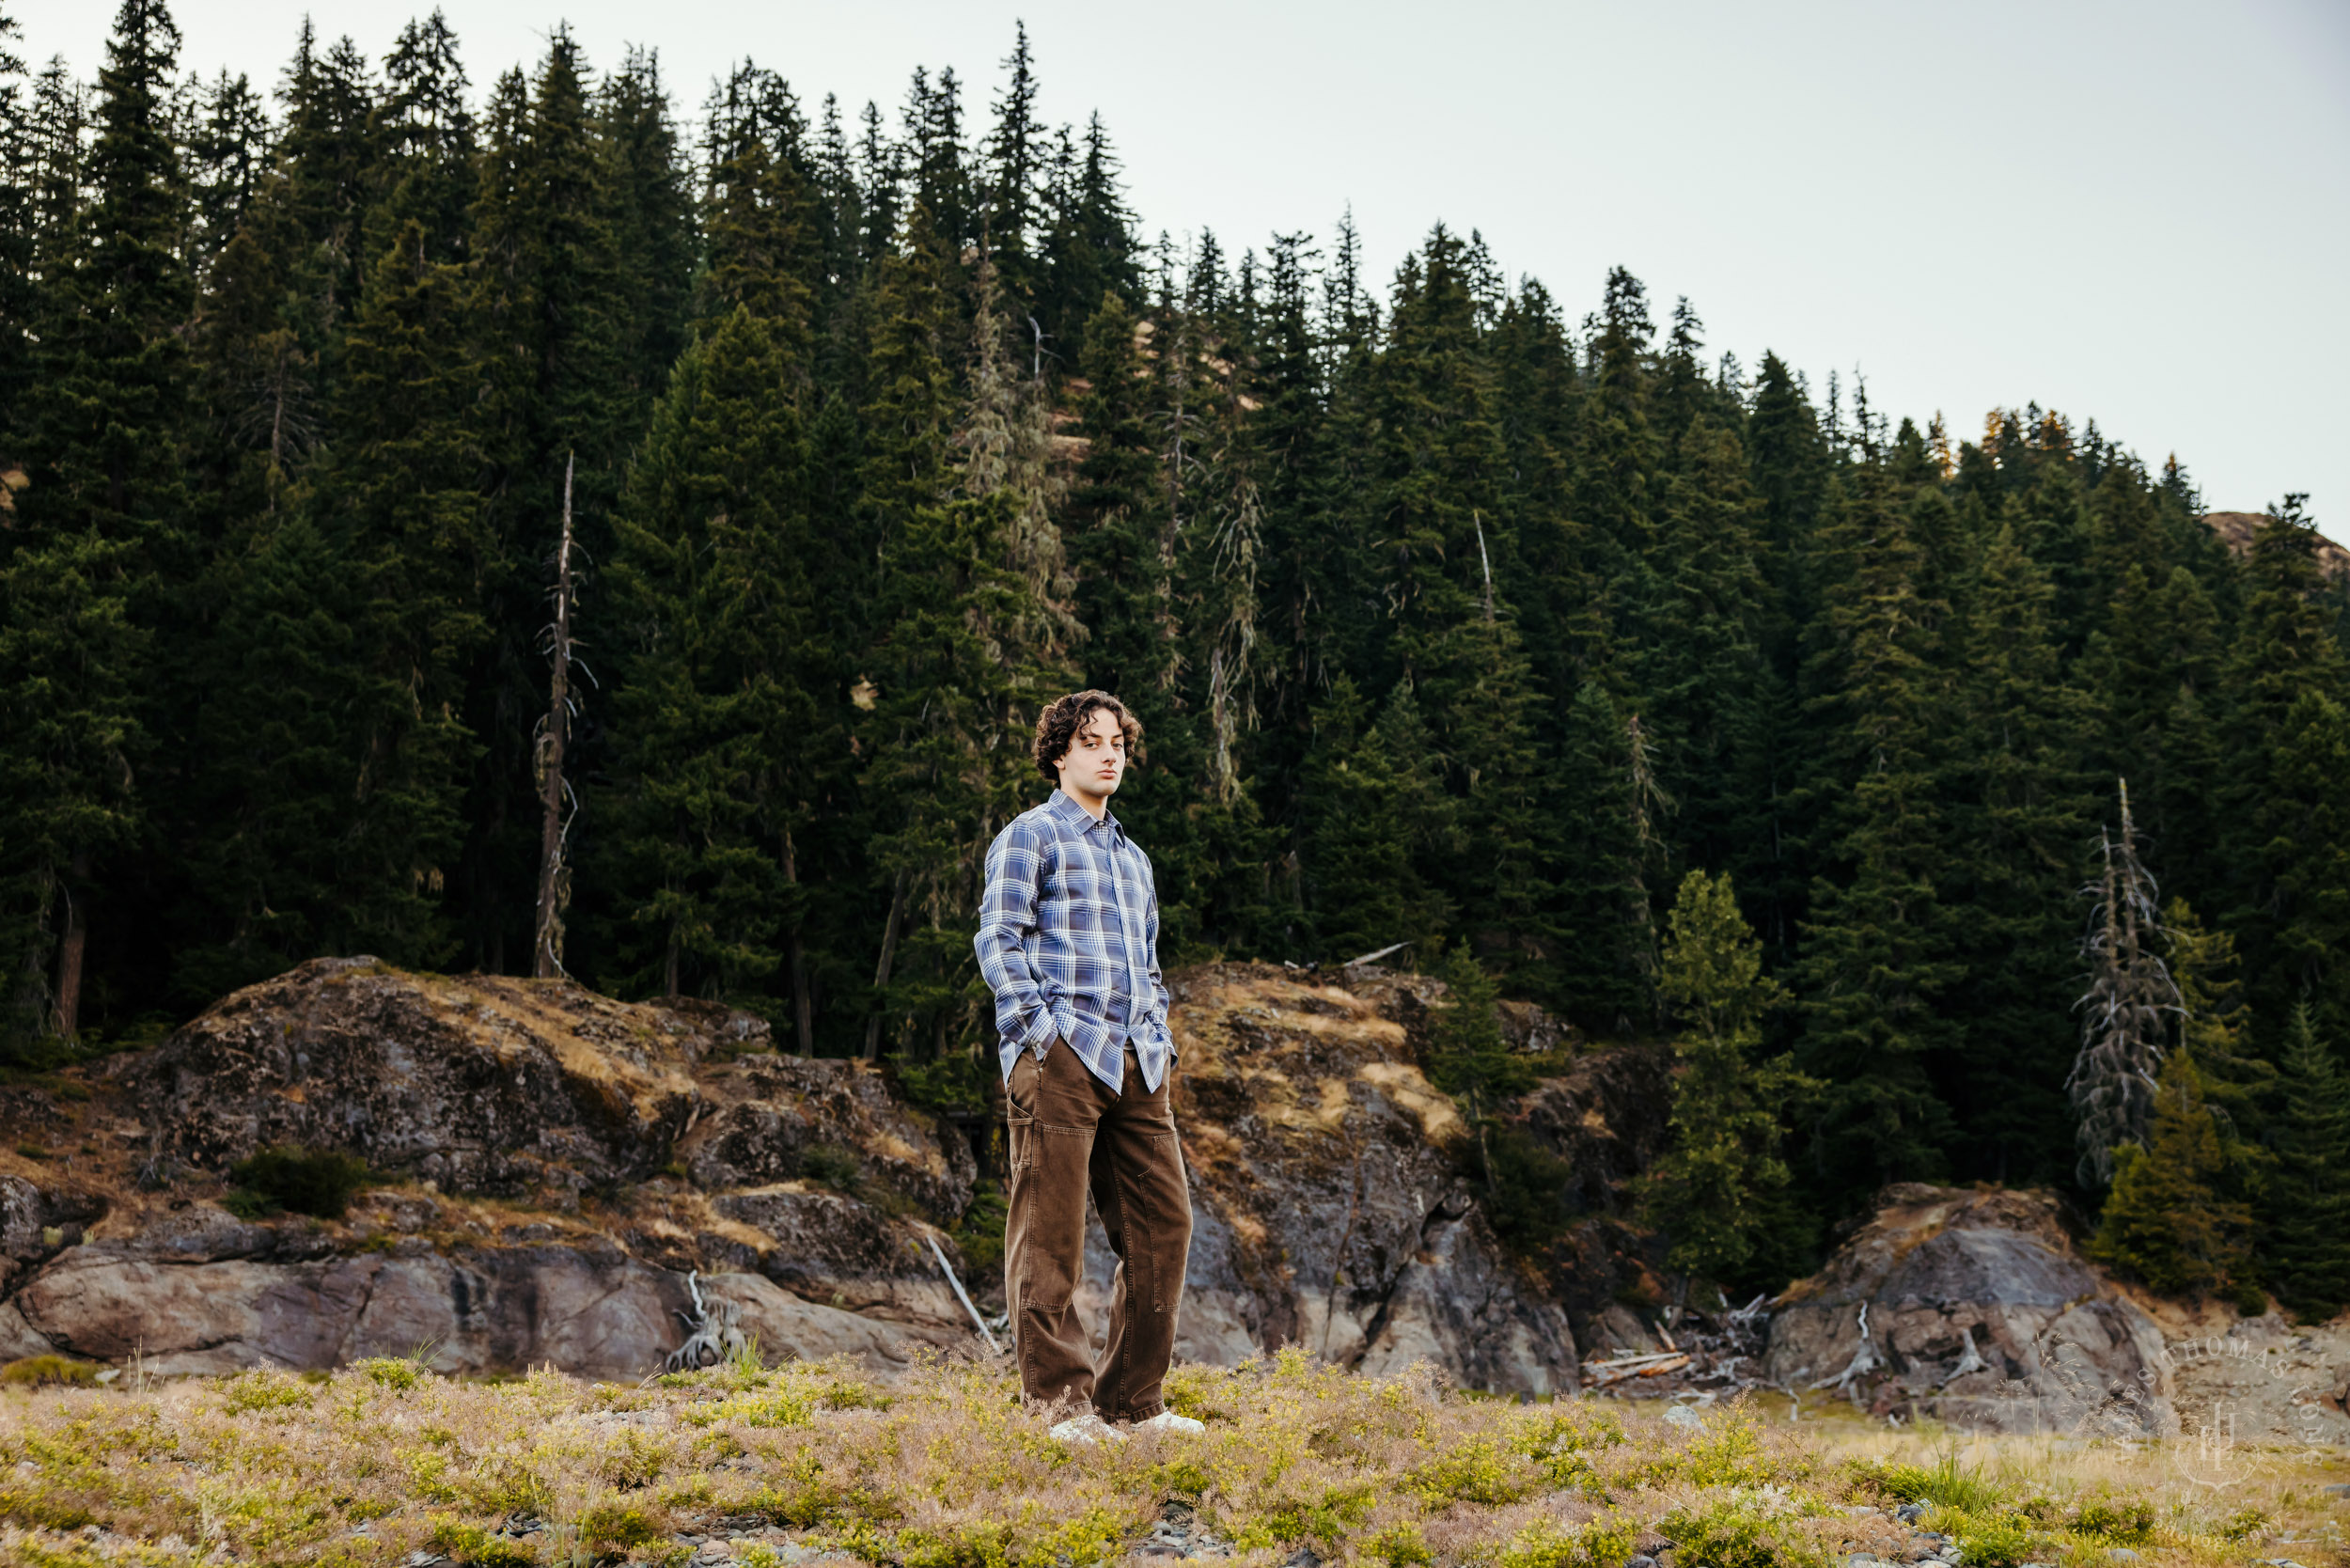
[1045,788,1121,838]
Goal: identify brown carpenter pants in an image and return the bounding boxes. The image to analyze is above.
[1003,1040,1193,1421]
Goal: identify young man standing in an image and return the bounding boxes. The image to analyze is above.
[974,690,1200,1441]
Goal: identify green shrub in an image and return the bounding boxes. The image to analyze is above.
[353,1356,424,1391]
[1850,1457,1936,1501]
[1230,1482,1376,1549]
[2071,1499,2155,1544]
[1663,1497,1829,1568]
[1499,1517,1638,1568]
[0,1483,96,1530]
[2217,1506,2268,1541]
[1404,1433,1542,1506]
[1951,1514,2035,1567]
[218,1370,310,1414]
[796,1141,864,1193]
[950,1178,1009,1281]
[426,1518,538,1568]
[227,1146,370,1218]
[575,1497,665,1548]
[1364,1523,1434,1567]
[0,1355,101,1388]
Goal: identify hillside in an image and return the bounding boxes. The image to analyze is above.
[0,959,1666,1389]
[2201,510,2350,580]
[8,958,2342,1450]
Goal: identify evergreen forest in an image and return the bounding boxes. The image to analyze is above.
[7,1,2349,1304]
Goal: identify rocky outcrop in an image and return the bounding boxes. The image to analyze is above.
[126,958,733,1198]
[13,1240,953,1379]
[1763,1184,2172,1434]
[2201,510,2350,582]
[0,1182,974,1377]
[3,958,1588,1388]
[682,1054,974,1216]
[1130,964,1579,1396]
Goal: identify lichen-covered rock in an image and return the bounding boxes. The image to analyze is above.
[10,958,1594,1388]
[712,1184,969,1328]
[1145,964,1578,1396]
[1762,1183,2172,1434]
[12,1240,957,1378]
[682,1054,975,1218]
[126,958,752,1196]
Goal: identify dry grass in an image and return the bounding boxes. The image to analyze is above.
[0,1352,2343,1568]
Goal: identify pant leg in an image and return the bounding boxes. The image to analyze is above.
[1003,1040,1111,1408]
[1089,1044,1194,1421]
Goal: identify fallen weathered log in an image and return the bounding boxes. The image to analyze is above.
[1584,1352,1693,1386]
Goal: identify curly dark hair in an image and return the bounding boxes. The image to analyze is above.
[1032,690,1142,781]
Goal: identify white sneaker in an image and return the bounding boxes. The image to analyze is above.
[1047,1412,1128,1445]
[1136,1409,1206,1435]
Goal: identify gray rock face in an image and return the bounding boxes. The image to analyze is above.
[0,1174,104,1293]
[712,1185,968,1327]
[12,1240,955,1378]
[683,1055,976,1218]
[1142,964,1578,1397]
[1763,1184,2172,1433]
[125,958,736,1197]
[3,960,1585,1390]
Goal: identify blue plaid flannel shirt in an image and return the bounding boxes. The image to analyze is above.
[974,789,1174,1093]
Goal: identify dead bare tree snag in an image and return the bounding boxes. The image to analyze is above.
[2068,776,2179,1185]
[533,452,580,981]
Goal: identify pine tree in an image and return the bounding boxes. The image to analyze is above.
[1636,412,1771,887]
[1793,459,1961,1188]
[2223,498,2350,1032]
[1637,870,1817,1291]
[1425,940,1531,1187]
[270,22,378,408]
[1549,682,1647,1030]
[0,12,30,429]
[1361,228,1551,982]
[1299,679,1459,963]
[1945,517,2095,1185]
[2089,1047,2257,1300]
[0,534,148,1057]
[603,303,815,1006]
[3,0,194,1046]
[599,45,692,416]
[1034,110,1137,353]
[980,23,1042,291]
[2265,1006,2350,1322]
[462,32,636,971]
[851,234,1073,1058]
[852,201,1048,1058]
[369,12,474,259]
[1574,265,1662,645]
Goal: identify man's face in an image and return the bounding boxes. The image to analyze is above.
[1057,708,1128,799]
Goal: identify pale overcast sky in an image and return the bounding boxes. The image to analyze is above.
[24,0,2350,532]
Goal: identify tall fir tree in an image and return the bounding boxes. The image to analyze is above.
[462,32,636,971]
[1943,515,2094,1185]
[1637,870,1817,1293]
[2089,1046,2258,1303]
[1792,458,1961,1189]
[2222,499,2350,1033]
[4,0,194,1045]
[2264,1006,2350,1322]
